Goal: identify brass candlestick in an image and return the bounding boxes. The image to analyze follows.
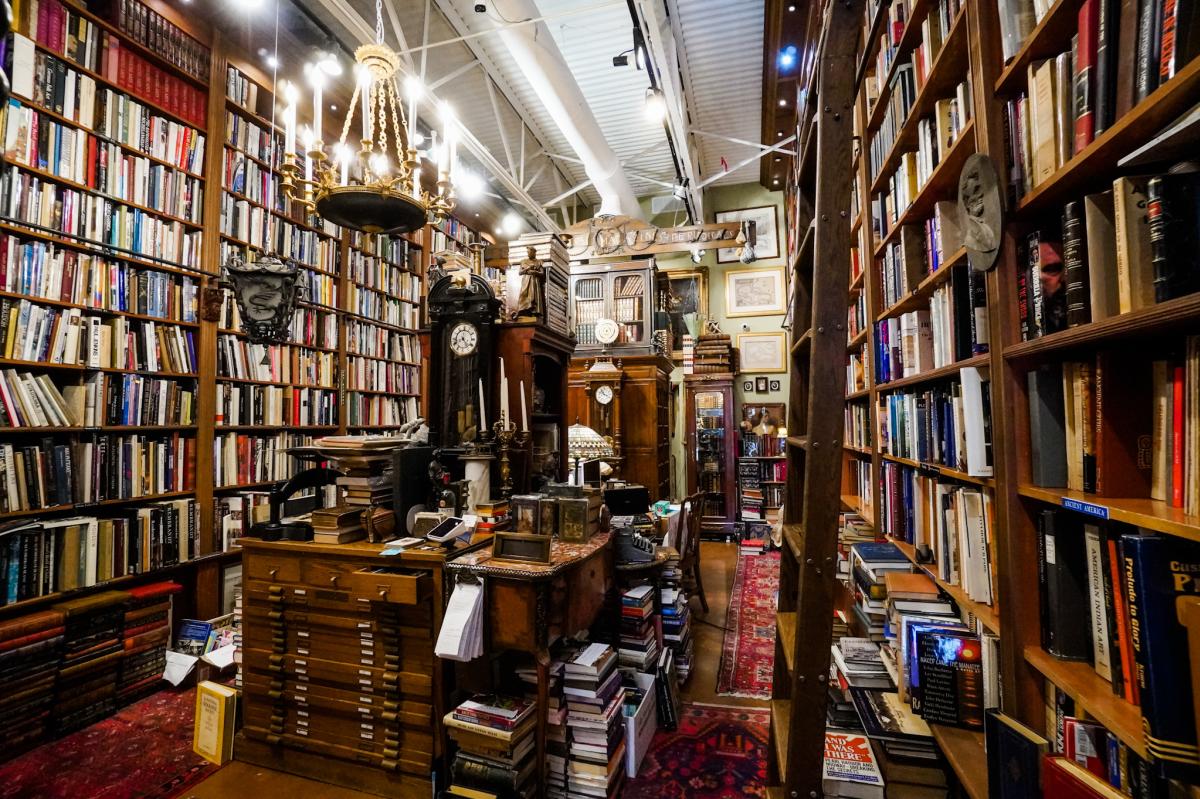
[492,416,531,499]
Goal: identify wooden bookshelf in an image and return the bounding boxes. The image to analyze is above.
[890,538,1001,632]
[929,725,987,799]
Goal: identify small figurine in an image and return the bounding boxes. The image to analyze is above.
[516,245,546,320]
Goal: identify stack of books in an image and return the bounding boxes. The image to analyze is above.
[564,643,626,798]
[309,506,366,544]
[444,694,538,799]
[508,233,571,337]
[117,580,180,705]
[693,332,735,374]
[618,585,659,671]
[849,542,913,641]
[0,609,64,757]
[659,584,693,683]
[681,335,695,374]
[475,500,511,535]
[232,588,243,689]
[518,656,568,797]
[52,591,127,734]
[337,472,392,509]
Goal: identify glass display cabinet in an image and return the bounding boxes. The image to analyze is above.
[685,374,737,535]
[569,259,661,355]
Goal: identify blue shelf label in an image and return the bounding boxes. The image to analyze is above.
[1062,497,1110,520]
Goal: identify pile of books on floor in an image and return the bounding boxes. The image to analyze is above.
[517,655,568,797]
[444,693,537,799]
[117,581,180,705]
[53,591,127,734]
[564,643,626,798]
[849,541,912,642]
[0,609,64,757]
[618,585,659,671]
[739,534,766,556]
[660,583,693,683]
[693,331,735,373]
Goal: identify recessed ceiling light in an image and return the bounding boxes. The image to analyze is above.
[329,104,337,111]
[777,130,784,137]
[265,55,279,69]
[788,4,796,10]
[778,98,787,107]
[773,177,780,184]
[774,156,781,162]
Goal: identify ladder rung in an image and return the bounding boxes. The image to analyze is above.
[787,435,808,450]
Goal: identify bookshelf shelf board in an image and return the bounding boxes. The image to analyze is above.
[27,45,202,132]
[0,290,200,328]
[0,425,195,433]
[867,5,970,193]
[0,489,196,521]
[25,100,205,179]
[214,376,335,389]
[12,161,205,232]
[1002,292,1200,361]
[346,352,420,367]
[742,454,788,459]
[343,312,417,335]
[880,453,995,488]
[783,522,803,559]
[771,698,793,775]
[348,388,421,398]
[1014,56,1200,214]
[843,444,873,456]
[841,493,862,513]
[225,99,283,135]
[220,234,337,277]
[890,537,1001,631]
[226,143,273,171]
[929,725,987,799]
[348,281,421,304]
[846,387,871,400]
[849,265,865,295]
[214,480,283,492]
[874,247,968,322]
[1017,484,1200,543]
[871,121,977,258]
[0,358,196,379]
[1023,646,1147,759]
[865,0,934,134]
[777,611,797,677]
[791,328,813,354]
[224,189,337,240]
[219,329,339,354]
[847,327,869,350]
[875,352,988,391]
[993,0,1084,95]
[216,424,339,432]
[0,221,211,280]
[787,435,809,450]
[347,424,409,431]
[0,549,240,619]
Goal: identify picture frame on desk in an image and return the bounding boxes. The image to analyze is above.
[716,206,780,262]
[491,532,553,564]
[737,332,788,373]
[724,266,787,316]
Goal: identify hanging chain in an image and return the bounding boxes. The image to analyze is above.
[375,0,385,44]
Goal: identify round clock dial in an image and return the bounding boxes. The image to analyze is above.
[595,385,614,405]
[449,321,478,356]
[594,318,620,346]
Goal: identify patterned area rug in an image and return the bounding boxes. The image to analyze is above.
[716,550,781,698]
[0,687,216,799]
[624,703,771,798]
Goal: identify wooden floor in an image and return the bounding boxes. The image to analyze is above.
[182,542,762,798]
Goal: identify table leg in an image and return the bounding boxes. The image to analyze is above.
[536,647,550,799]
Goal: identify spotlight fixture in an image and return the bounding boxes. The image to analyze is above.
[778,98,787,107]
[503,213,523,236]
[644,86,666,121]
[788,4,796,10]
[265,54,279,69]
[672,181,688,200]
[690,247,706,264]
[773,156,782,162]
[613,53,630,67]
[474,2,486,11]
[778,45,798,70]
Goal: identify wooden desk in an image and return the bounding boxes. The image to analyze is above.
[446,534,613,797]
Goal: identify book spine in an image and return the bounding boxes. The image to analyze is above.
[1063,201,1091,327]
[1075,0,1099,152]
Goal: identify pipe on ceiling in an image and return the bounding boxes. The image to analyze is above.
[485,0,644,219]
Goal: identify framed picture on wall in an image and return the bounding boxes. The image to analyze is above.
[743,381,754,392]
[770,380,782,391]
[737,332,787,373]
[663,268,707,360]
[716,205,780,263]
[755,377,769,393]
[725,267,787,317]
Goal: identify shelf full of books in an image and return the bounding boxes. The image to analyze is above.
[835,0,1200,793]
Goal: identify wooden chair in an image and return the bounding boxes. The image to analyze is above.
[678,492,708,613]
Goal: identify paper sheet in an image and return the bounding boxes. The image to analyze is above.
[163,651,198,686]
[435,581,485,662]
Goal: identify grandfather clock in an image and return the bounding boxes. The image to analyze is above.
[427,273,502,448]
[579,359,626,477]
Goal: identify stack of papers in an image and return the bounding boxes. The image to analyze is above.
[435,580,485,662]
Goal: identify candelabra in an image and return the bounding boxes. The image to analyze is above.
[492,415,530,500]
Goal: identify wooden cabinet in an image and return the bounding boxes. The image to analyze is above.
[569,259,662,355]
[567,354,673,501]
[494,321,576,489]
[236,539,468,798]
[685,374,737,534]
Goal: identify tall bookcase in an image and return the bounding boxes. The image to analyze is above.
[836,0,1200,791]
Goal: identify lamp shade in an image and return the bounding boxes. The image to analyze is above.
[568,423,614,461]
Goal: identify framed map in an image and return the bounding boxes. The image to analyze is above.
[737,332,787,373]
[725,266,786,317]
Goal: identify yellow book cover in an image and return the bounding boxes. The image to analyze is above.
[193,680,237,765]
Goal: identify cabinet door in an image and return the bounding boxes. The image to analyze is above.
[692,387,730,519]
[573,276,605,347]
[611,270,647,347]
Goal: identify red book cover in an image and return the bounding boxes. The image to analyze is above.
[1075,0,1099,153]
[1043,755,1121,798]
[1172,362,1185,507]
[60,250,75,302]
[37,0,51,46]
[1063,717,1108,778]
[1160,0,1178,80]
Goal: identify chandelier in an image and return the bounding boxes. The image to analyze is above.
[280,0,455,235]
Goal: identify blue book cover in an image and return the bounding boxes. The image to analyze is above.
[1122,532,1200,779]
[985,710,1047,799]
[851,542,907,564]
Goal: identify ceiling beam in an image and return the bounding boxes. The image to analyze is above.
[691,128,797,155]
[428,59,480,91]
[697,135,797,189]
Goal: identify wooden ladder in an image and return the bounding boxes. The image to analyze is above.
[768,0,864,796]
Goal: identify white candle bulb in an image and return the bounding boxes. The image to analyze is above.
[520,380,528,432]
[500,360,508,425]
[283,104,296,156]
[478,379,487,431]
[358,67,373,141]
[412,167,421,200]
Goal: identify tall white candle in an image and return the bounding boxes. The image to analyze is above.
[412,168,421,200]
[405,76,420,149]
[284,105,296,156]
[359,69,372,141]
[500,360,509,426]
[519,380,528,432]
[312,72,324,144]
[478,379,487,431]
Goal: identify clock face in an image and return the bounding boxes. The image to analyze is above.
[595,385,614,405]
[449,322,478,356]
[594,318,620,346]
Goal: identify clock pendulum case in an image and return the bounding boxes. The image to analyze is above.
[426,273,502,448]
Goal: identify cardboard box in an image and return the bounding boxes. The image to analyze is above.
[625,671,658,777]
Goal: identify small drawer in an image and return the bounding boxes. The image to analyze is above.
[245,554,301,584]
[301,558,362,590]
[341,568,430,606]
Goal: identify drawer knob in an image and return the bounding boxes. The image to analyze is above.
[329,575,339,587]
[269,568,278,579]
[378,589,388,599]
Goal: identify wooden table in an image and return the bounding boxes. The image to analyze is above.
[446,533,613,798]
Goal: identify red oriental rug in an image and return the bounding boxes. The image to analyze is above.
[0,687,216,799]
[624,702,771,798]
[716,550,780,698]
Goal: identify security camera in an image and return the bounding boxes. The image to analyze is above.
[613,54,629,67]
[474,3,486,12]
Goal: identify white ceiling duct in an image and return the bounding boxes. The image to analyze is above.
[484,0,644,219]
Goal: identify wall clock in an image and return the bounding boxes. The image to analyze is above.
[427,272,501,448]
[595,384,614,405]
[449,321,479,356]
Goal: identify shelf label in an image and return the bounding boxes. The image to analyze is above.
[1062,497,1109,519]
